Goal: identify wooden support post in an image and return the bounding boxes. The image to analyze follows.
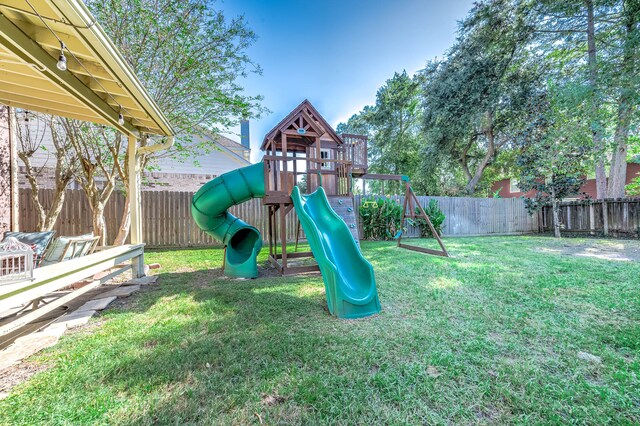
[280,203,287,272]
[8,106,18,231]
[589,202,595,235]
[268,205,274,258]
[292,150,297,189]
[131,250,145,278]
[602,200,609,236]
[282,133,288,194]
[398,182,411,248]
[128,134,143,246]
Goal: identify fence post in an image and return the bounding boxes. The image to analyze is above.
[602,200,609,236]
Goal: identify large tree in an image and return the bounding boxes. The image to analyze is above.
[337,72,428,194]
[421,0,538,194]
[76,0,263,244]
[607,0,640,197]
[533,0,640,199]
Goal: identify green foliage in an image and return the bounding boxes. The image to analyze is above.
[337,72,429,193]
[359,196,403,240]
[412,199,445,238]
[339,0,640,199]
[86,0,265,161]
[420,0,539,195]
[625,176,640,196]
[517,83,590,227]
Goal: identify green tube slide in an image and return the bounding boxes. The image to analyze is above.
[291,186,381,319]
[191,162,265,278]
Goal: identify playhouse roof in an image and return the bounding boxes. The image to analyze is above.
[261,99,343,150]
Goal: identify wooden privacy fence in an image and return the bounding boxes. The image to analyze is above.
[541,199,640,237]
[354,195,539,237]
[17,189,298,247]
[18,189,539,248]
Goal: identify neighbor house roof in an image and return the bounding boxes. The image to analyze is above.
[261,99,343,150]
[0,0,174,137]
[216,133,249,152]
[202,132,250,164]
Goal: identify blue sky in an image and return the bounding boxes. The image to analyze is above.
[219,0,475,161]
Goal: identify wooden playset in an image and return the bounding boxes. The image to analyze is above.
[259,100,448,275]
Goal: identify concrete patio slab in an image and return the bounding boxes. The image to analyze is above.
[52,310,96,329]
[127,276,158,286]
[102,285,141,298]
[76,296,117,312]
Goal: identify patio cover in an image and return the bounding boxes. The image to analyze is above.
[0,0,176,244]
[0,0,174,137]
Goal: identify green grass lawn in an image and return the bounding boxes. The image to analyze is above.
[1,236,639,425]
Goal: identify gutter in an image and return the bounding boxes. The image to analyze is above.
[138,136,175,155]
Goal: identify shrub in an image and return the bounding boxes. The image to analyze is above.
[359,196,403,240]
[412,199,445,238]
[626,176,640,196]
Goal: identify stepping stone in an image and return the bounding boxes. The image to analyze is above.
[52,310,96,329]
[43,323,67,335]
[127,276,158,286]
[76,296,117,312]
[102,285,141,298]
[0,328,63,371]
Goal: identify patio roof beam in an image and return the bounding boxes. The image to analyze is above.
[0,95,103,123]
[4,16,96,61]
[0,13,138,135]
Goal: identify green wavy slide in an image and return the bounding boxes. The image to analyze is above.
[291,186,381,319]
[191,161,381,318]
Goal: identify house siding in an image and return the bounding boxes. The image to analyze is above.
[491,163,640,199]
[13,114,250,192]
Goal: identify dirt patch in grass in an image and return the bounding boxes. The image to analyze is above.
[261,393,286,406]
[0,361,51,399]
[534,239,640,261]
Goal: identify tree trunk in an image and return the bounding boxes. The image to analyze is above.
[18,153,46,230]
[113,193,131,246]
[43,156,73,230]
[551,188,561,238]
[43,189,66,231]
[458,134,475,183]
[465,111,495,194]
[608,0,638,198]
[91,202,107,245]
[586,0,607,199]
[608,105,631,198]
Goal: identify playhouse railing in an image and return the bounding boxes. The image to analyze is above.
[341,133,368,173]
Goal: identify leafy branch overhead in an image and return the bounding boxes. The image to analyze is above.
[87,0,265,135]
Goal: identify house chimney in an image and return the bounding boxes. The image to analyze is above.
[240,119,250,149]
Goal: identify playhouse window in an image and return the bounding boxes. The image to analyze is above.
[320,149,331,170]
